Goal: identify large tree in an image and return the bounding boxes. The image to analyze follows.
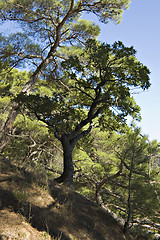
[16,39,150,185]
[0,0,130,151]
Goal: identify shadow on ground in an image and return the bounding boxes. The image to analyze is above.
[0,159,128,240]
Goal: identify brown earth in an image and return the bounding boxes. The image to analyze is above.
[0,157,129,240]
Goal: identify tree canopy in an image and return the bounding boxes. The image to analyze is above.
[0,0,130,72]
[15,39,150,185]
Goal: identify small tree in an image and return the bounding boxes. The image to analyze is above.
[16,39,150,186]
[116,129,160,237]
[94,128,160,237]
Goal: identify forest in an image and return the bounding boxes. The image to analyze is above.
[0,0,160,239]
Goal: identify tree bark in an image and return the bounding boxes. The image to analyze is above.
[123,157,134,233]
[0,107,17,152]
[53,123,92,186]
[55,134,75,186]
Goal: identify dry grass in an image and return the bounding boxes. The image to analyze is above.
[0,158,129,240]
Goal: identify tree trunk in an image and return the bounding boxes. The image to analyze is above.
[0,107,17,152]
[0,59,52,152]
[55,135,75,186]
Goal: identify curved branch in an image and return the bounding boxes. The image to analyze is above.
[54,128,61,141]
[22,0,75,95]
[74,84,94,100]
[96,162,123,202]
[71,123,92,144]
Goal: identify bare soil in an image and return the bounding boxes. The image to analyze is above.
[0,158,129,240]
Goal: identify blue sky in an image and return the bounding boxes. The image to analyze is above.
[84,0,160,141]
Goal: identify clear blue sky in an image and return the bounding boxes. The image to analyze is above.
[84,0,160,141]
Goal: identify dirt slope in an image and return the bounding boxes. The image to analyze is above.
[0,158,129,240]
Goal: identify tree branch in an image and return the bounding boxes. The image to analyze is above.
[71,123,92,144]
[54,128,61,141]
[96,164,123,200]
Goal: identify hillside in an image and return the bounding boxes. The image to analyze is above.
[0,157,130,240]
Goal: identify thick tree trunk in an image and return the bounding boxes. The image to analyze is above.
[55,135,75,186]
[53,125,92,186]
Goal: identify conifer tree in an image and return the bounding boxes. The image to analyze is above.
[0,0,130,151]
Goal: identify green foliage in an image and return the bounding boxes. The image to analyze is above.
[73,127,160,237]
[0,1,159,238]
[0,63,30,128]
[61,39,150,127]
[15,40,150,138]
[97,129,160,235]
[0,0,130,25]
[0,0,130,71]
[0,32,42,68]
[0,63,30,95]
